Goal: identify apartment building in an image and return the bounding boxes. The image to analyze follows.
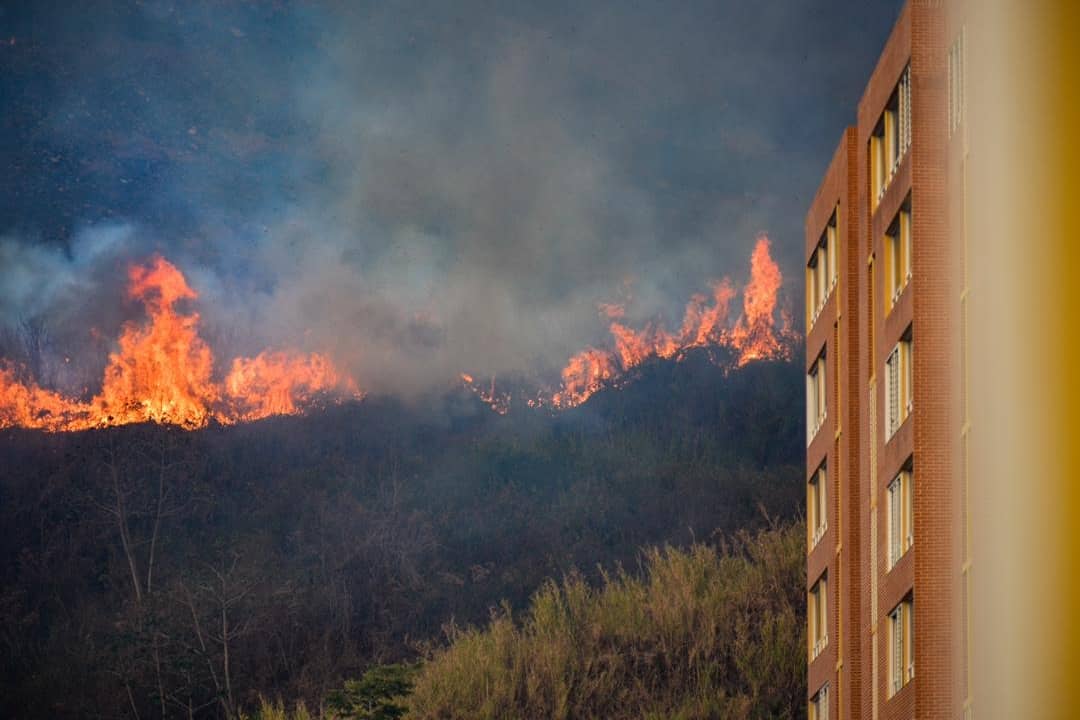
[805,2,970,718]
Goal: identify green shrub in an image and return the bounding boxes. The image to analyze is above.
[326,663,418,720]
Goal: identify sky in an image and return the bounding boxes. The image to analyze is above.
[0,0,904,396]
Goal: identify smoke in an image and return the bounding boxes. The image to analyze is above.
[0,0,904,398]
[0,225,149,391]
[0,224,132,323]
[230,22,668,394]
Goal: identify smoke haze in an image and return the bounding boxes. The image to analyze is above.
[0,0,903,397]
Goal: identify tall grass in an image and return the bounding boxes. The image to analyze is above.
[406,521,806,719]
[242,697,315,720]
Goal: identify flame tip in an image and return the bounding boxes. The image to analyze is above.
[464,236,793,412]
[1,256,360,432]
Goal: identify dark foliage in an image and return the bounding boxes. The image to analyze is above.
[326,664,416,720]
[0,355,803,718]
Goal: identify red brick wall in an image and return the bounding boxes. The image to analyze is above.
[805,127,861,715]
[809,2,966,718]
[908,2,963,719]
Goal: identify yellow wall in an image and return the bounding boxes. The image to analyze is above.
[968,2,1080,717]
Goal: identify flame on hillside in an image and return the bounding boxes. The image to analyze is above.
[459,373,511,415]
[462,234,796,411]
[0,256,361,432]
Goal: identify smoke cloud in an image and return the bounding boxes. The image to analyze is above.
[0,0,903,397]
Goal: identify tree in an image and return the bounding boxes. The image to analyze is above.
[326,664,417,720]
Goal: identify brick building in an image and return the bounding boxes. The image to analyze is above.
[805,2,970,718]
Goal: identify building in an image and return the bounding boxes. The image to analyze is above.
[805,2,970,718]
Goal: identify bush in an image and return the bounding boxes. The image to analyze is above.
[405,521,806,720]
[244,697,314,720]
[326,664,417,720]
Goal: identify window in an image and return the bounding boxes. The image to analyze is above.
[808,462,828,548]
[888,465,914,567]
[870,66,912,206]
[949,28,966,136]
[885,329,913,438]
[809,573,828,659]
[889,597,915,695]
[805,262,819,328]
[806,208,839,327]
[809,683,830,720]
[806,351,827,445]
[885,200,912,310]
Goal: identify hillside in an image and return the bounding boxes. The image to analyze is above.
[0,353,804,718]
[405,522,806,720]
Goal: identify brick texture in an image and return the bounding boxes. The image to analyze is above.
[806,2,966,717]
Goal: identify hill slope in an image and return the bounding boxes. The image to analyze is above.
[407,522,805,720]
[0,354,804,718]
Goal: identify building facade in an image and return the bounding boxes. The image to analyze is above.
[805,2,970,718]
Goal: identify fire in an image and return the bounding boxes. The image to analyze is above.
[463,234,794,412]
[459,373,511,415]
[96,257,219,428]
[0,256,361,432]
[549,348,620,409]
[224,351,359,422]
[727,235,786,365]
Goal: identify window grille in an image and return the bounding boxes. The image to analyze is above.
[948,29,966,136]
[889,475,902,566]
[891,605,904,694]
[886,347,900,437]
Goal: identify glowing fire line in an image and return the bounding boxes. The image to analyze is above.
[463,234,796,411]
[0,256,361,432]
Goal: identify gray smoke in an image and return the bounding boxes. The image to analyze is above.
[0,0,903,397]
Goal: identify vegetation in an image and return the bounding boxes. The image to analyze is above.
[326,664,417,720]
[242,698,314,720]
[239,522,806,720]
[0,354,804,718]
[408,522,805,720]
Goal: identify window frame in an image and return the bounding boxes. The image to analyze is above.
[827,214,838,292]
[889,597,915,696]
[809,682,830,720]
[809,461,828,549]
[809,572,829,660]
[870,65,912,208]
[948,28,966,136]
[887,464,914,568]
[807,207,839,328]
[885,328,913,439]
[806,350,827,445]
[885,198,913,312]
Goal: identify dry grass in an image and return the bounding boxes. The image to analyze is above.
[406,521,806,720]
[243,697,315,720]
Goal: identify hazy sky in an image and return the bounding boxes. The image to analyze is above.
[0,0,903,394]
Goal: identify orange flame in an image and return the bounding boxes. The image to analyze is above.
[0,256,361,432]
[96,257,219,428]
[727,234,785,366]
[224,351,359,422]
[459,373,511,415]
[549,348,620,408]
[544,233,792,409]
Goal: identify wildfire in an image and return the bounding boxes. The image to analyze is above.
[459,373,511,415]
[0,256,361,432]
[462,234,795,411]
[549,349,620,409]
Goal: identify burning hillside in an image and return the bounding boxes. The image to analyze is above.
[2,236,795,430]
[463,234,797,411]
[0,256,361,432]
